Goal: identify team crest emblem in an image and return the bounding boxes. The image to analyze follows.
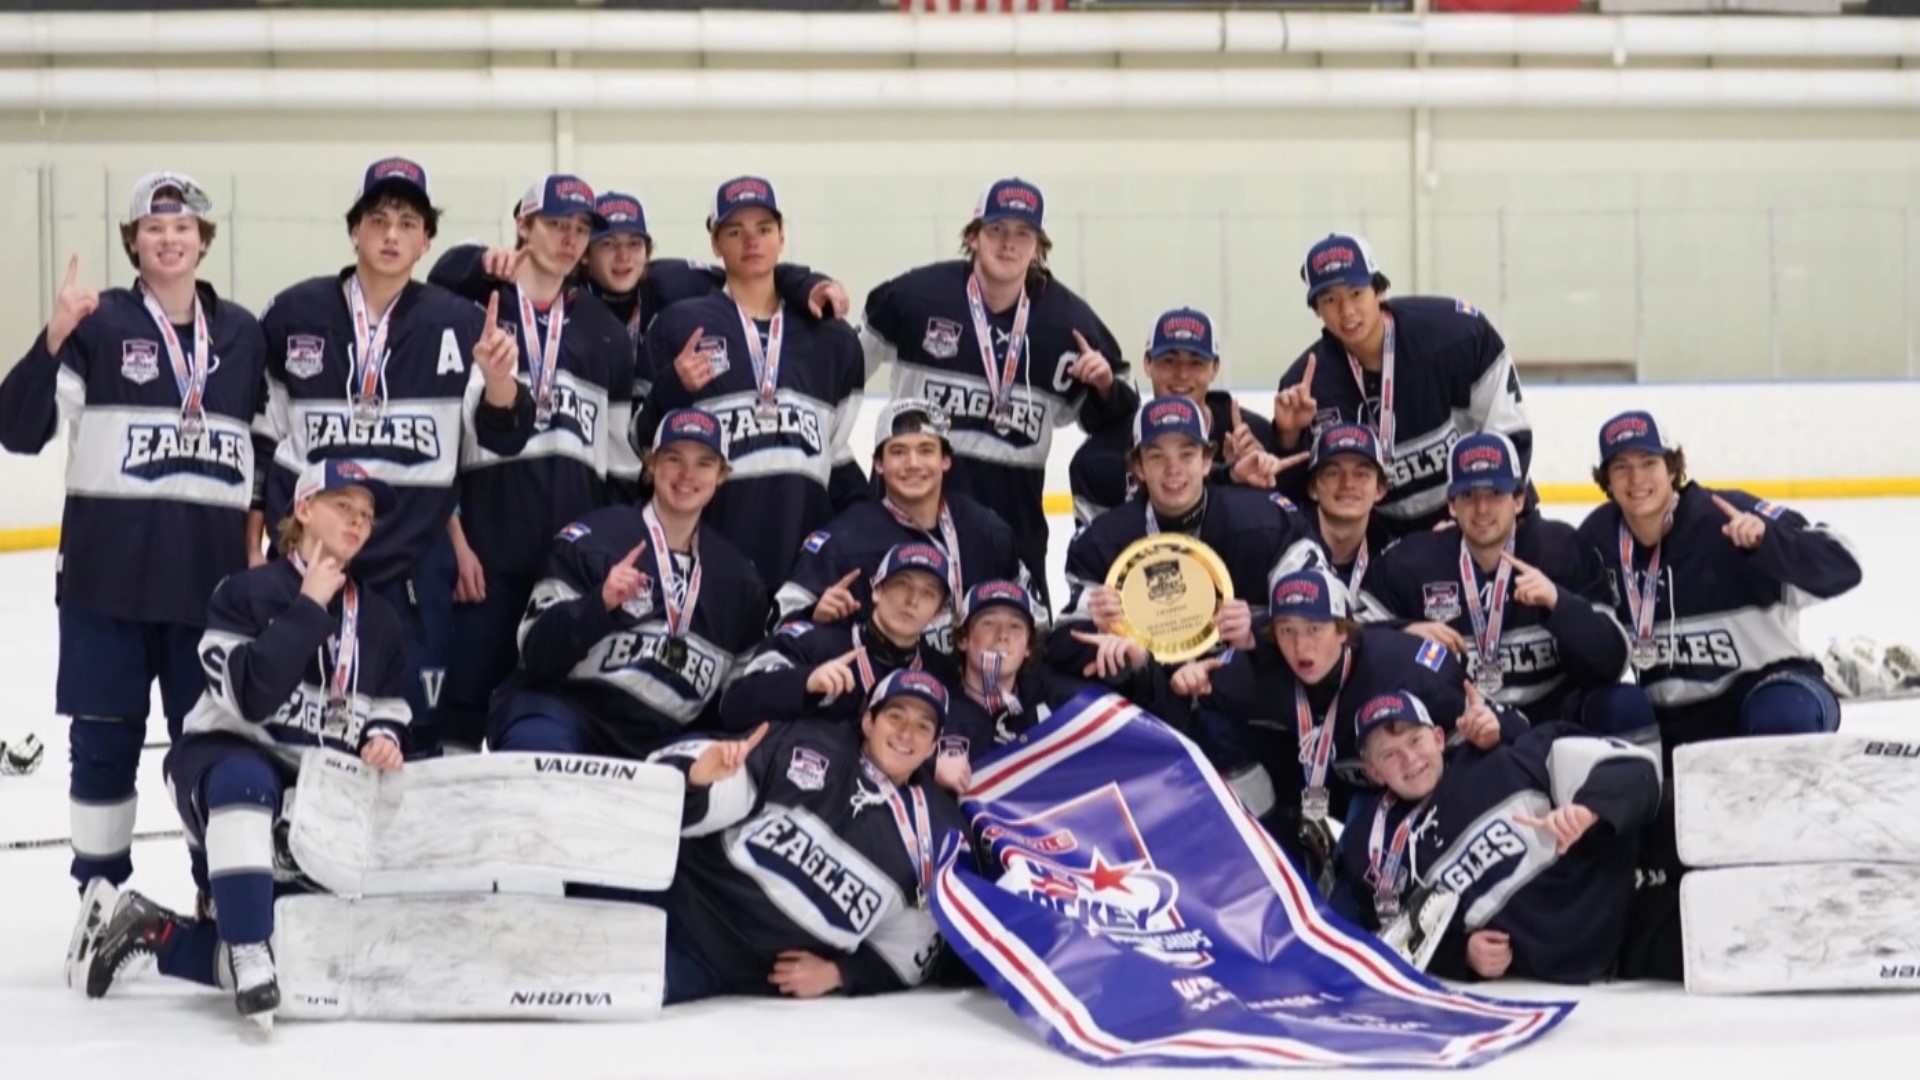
[1144,561,1186,603]
[1422,582,1461,622]
[982,783,1214,968]
[286,335,325,380]
[938,734,970,759]
[695,335,731,377]
[120,340,160,385]
[619,574,655,619]
[787,747,829,791]
[922,317,962,360]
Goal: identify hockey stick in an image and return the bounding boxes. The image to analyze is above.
[0,827,185,854]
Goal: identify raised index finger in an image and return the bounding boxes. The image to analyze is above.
[1463,679,1482,705]
[1710,494,1741,520]
[1497,550,1536,574]
[1072,329,1093,355]
[1229,398,1244,430]
[835,569,862,589]
[743,721,770,752]
[623,540,648,567]
[62,254,78,290]
[1302,351,1318,386]
[483,290,499,327]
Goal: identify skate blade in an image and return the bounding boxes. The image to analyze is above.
[65,879,117,992]
[243,1011,274,1038]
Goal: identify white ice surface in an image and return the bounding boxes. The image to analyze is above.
[3,502,1918,1078]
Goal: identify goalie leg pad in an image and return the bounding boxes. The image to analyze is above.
[1681,863,1920,994]
[288,750,685,897]
[1674,732,1920,867]
[275,893,665,1021]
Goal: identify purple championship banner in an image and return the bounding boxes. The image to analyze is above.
[929,692,1573,1069]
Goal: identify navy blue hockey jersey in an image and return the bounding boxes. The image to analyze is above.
[1066,391,1279,530]
[942,664,1103,766]
[257,271,531,588]
[1574,483,1861,747]
[502,504,768,757]
[1357,516,1629,724]
[1275,298,1531,535]
[720,618,960,733]
[774,494,1023,653]
[1050,488,1324,679]
[428,247,642,575]
[637,293,867,587]
[1338,723,1660,985]
[651,720,964,997]
[860,261,1140,603]
[181,558,412,765]
[1300,510,1399,600]
[0,283,266,626]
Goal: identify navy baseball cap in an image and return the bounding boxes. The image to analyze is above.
[1311,423,1385,473]
[1132,395,1209,450]
[1301,233,1386,308]
[651,408,727,460]
[356,156,431,206]
[1146,307,1219,363]
[708,175,781,231]
[517,174,606,227]
[294,459,397,517]
[1269,568,1352,624]
[1354,691,1438,749]
[873,397,952,453]
[592,191,650,243]
[974,178,1045,232]
[874,542,952,596]
[1597,410,1674,467]
[869,668,950,729]
[125,171,212,224]
[960,580,1036,629]
[1446,432,1524,498]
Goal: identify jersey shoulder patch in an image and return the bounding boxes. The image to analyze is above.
[1455,298,1480,317]
[1268,492,1297,512]
[1754,499,1786,521]
[1414,640,1447,672]
[802,530,830,554]
[775,620,814,638]
[557,522,591,543]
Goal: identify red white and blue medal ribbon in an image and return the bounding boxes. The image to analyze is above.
[728,291,784,412]
[343,275,396,420]
[1367,793,1417,919]
[965,272,1029,427]
[642,503,702,645]
[1459,536,1515,681]
[862,756,933,906]
[139,282,210,435]
[1346,312,1396,461]
[882,496,966,601]
[517,289,565,418]
[1294,651,1352,820]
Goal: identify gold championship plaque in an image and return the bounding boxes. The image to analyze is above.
[1103,533,1235,663]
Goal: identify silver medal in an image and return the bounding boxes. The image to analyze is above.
[535,388,557,426]
[1301,788,1330,824]
[992,405,1013,436]
[178,413,206,441]
[1469,655,1504,695]
[1630,638,1660,671]
[351,394,382,426]
[754,394,780,423]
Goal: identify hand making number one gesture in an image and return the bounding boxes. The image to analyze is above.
[47,254,100,355]
[474,291,522,407]
[689,722,770,787]
[1712,494,1767,550]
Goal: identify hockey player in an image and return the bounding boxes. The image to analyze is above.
[649,668,964,1002]
[489,408,768,758]
[860,178,1139,613]
[1067,307,1299,528]
[1337,690,1661,985]
[1050,395,1324,682]
[637,176,867,587]
[1167,568,1519,883]
[1302,423,1395,595]
[722,543,959,731]
[1575,410,1862,753]
[428,174,644,750]
[939,580,1104,792]
[76,460,412,1028]
[581,190,654,361]
[0,172,267,899]
[774,398,1023,653]
[1271,235,1532,537]
[1358,433,1648,733]
[254,157,529,756]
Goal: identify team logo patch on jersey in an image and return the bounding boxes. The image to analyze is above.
[922,317,962,360]
[787,747,829,791]
[1310,407,1341,433]
[619,575,655,619]
[557,521,590,542]
[1754,499,1786,521]
[802,531,830,554]
[120,340,160,385]
[1415,640,1447,672]
[775,620,812,638]
[695,335,731,377]
[1267,492,1297,511]
[939,734,970,759]
[1422,582,1462,622]
[286,335,326,380]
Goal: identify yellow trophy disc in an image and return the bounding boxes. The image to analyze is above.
[1102,533,1236,663]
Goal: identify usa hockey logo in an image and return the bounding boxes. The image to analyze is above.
[921,317,961,360]
[787,747,829,792]
[121,340,160,385]
[286,335,326,380]
[695,335,731,377]
[982,783,1215,968]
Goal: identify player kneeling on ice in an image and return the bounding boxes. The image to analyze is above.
[649,669,964,1001]
[76,460,409,1029]
[1337,691,1666,984]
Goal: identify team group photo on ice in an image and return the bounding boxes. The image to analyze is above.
[0,152,1882,1067]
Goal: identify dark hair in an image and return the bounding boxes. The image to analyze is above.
[1592,447,1689,501]
[345,190,441,239]
[959,220,1054,293]
[119,187,217,269]
[1310,272,1392,311]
